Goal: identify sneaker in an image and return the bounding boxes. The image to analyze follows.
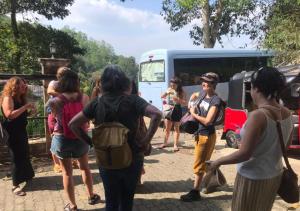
[180,189,201,202]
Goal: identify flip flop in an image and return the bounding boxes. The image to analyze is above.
[12,186,26,196]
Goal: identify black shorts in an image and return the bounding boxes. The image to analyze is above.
[166,104,182,122]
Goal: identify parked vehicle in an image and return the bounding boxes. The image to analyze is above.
[138,49,273,111]
[222,65,300,150]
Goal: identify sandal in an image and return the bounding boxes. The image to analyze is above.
[12,186,26,196]
[64,203,78,211]
[88,194,100,205]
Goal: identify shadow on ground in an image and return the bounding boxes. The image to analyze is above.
[22,172,102,192]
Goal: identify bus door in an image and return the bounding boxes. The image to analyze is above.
[139,60,167,110]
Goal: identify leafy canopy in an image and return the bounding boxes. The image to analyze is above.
[161,0,270,47]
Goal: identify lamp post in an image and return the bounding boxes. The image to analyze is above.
[49,41,56,59]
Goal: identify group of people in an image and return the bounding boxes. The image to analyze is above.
[0,64,294,211]
[159,67,294,211]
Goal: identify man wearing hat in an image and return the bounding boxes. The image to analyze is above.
[181,72,222,202]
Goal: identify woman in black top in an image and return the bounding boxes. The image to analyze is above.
[1,77,36,196]
[69,65,162,211]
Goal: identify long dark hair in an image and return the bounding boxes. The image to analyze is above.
[170,77,183,98]
[101,65,130,94]
[251,67,286,100]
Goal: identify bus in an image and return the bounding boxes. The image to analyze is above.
[138,49,273,110]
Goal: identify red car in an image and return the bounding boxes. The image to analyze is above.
[222,67,300,150]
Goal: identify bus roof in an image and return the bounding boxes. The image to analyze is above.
[140,49,273,62]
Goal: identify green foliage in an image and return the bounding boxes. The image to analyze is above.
[62,27,139,95]
[0,0,74,20]
[263,0,300,65]
[62,26,115,72]
[0,17,84,73]
[161,0,270,48]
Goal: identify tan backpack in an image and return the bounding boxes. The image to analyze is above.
[92,97,132,169]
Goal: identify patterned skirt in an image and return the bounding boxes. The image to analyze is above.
[232,173,282,211]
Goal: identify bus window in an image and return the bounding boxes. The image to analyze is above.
[174,57,268,86]
[140,60,165,82]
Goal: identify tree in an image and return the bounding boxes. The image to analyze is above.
[263,0,300,65]
[161,0,270,48]
[0,0,74,73]
[0,17,84,74]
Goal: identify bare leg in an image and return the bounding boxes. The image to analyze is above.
[173,122,180,151]
[52,153,60,166]
[77,153,94,197]
[193,173,204,191]
[59,158,76,208]
[161,119,172,147]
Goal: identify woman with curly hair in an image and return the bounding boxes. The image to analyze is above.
[1,77,36,196]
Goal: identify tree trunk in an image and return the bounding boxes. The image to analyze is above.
[210,0,223,47]
[201,0,214,48]
[10,0,21,74]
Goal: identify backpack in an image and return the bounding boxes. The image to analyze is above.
[214,99,226,126]
[58,93,84,139]
[92,96,132,169]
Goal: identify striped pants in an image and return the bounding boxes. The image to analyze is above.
[232,173,282,211]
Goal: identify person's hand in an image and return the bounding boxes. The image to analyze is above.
[144,143,152,156]
[189,106,196,115]
[25,102,35,111]
[206,160,221,172]
[137,137,151,152]
[173,96,180,104]
[29,105,38,116]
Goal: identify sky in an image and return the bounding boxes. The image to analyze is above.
[35,0,255,60]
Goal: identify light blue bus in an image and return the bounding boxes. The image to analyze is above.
[138,49,273,110]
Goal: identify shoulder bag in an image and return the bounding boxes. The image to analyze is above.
[276,120,299,203]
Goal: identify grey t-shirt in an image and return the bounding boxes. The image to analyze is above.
[197,94,221,135]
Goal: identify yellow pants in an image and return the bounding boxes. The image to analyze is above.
[193,133,216,175]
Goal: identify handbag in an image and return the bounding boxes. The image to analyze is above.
[179,112,198,134]
[201,164,227,193]
[275,120,299,203]
[162,104,173,119]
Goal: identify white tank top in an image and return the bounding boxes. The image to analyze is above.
[237,110,293,180]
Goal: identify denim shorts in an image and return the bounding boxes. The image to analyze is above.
[50,135,89,159]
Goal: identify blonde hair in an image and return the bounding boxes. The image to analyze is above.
[1,77,27,104]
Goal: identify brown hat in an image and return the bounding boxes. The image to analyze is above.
[200,72,219,83]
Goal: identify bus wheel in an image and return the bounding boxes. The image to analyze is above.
[225,131,239,149]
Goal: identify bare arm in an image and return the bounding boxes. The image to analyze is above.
[139,104,162,149]
[190,105,218,126]
[69,112,93,146]
[211,110,266,168]
[2,96,32,119]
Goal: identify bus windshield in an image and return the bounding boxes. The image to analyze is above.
[140,60,165,82]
